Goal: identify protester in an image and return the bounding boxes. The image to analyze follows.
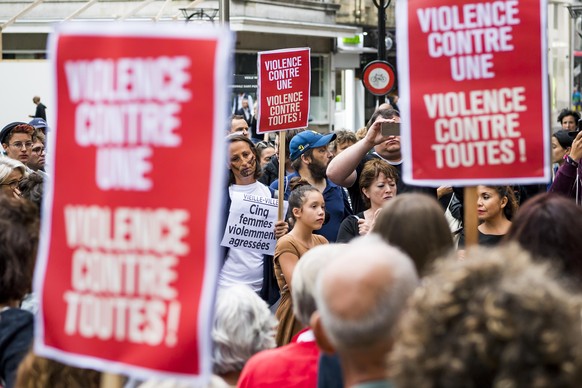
[211,284,277,386]
[26,130,45,173]
[258,129,299,187]
[390,244,582,387]
[0,197,40,388]
[219,135,287,306]
[504,193,582,286]
[18,171,44,215]
[239,244,344,387]
[0,158,27,199]
[329,130,357,157]
[28,118,48,135]
[255,141,276,170]
[274,179,328,346]
[550,130,582,204]
[0,122,35,165]
[228,115,249,138]
[337,159,398,243]
[271,130,352,242]
[373,193,454,274]
[14,352,100,388]
[552,130,573,167]
[557,108,580,131]
[311,235,418,388]
[326,108,435,214]
[458,185,518,247]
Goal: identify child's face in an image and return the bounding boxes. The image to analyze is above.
[295,190,325,230]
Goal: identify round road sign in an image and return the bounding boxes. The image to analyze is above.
[362,60,396,96]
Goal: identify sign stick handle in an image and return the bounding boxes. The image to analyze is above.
[100,372,124,388]
[463,186,478,248]
[277,131,286,221]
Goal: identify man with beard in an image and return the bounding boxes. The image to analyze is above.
[327,108,436,214]
[270,131,352,242]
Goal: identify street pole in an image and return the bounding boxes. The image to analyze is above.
[373,0,390,105]
[219,0,229,24]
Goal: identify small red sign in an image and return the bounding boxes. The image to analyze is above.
[396,0,549,186]
[362,60,396,96]
[257,48,311,133]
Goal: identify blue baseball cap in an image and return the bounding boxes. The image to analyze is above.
[290,130,336,161]
[29,118,48,129]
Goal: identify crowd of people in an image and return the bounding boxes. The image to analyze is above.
[2,99,582,388]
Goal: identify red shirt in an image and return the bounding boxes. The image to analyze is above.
[238,329,319,388]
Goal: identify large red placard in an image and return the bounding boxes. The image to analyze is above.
[34,23,232,383]
[397,0,550,185]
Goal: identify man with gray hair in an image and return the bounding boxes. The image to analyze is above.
[238,244,345,387]
[311,235,418,388]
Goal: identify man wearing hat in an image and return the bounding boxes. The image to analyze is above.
[0,122,35,165]
[270,130,352,242]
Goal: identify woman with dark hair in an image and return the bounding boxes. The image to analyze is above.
[274,178,327,346]
[373,193,454,274]
[219,134,287,306]
[336,159,398,243]
[557,108,580,131]
[504,193,582,286]
[459,185,518,247]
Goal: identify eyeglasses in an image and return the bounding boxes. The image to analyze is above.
[32,146,45,155]
[9,141,33,150]
[0,180,21,190]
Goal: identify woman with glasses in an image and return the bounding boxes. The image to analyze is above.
[0,122,35,165]
[0,157,27,199]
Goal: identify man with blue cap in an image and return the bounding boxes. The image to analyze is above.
[270,130,352,242]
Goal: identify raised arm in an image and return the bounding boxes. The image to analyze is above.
[326,118,394,187]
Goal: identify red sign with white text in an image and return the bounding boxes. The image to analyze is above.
[257,48,311,133]
[34,23,232,383]
[397,0,549,185]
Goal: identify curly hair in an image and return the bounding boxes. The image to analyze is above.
[390,244,582,388]
[557,109,580,125]
[19,171,44,213]
[15,352,101,388]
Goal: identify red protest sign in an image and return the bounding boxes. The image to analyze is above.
[257,48,311,133]
[397,0,550,186]
[34,23,232,383]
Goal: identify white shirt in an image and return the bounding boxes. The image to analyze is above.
[218,181,271,293]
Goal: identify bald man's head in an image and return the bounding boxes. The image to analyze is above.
[315,235,418,351]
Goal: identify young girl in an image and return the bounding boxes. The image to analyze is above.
[274,178,328,346]
[459,185,518,247]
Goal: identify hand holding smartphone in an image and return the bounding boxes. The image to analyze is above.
[381,121,400,137]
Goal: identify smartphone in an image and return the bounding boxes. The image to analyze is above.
[381,121,400,137]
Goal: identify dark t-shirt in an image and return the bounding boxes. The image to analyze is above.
[34,103,47,121]
[459,230,504,248]
[336,211,365,243]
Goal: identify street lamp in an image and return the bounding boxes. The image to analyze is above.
[372,0,391,61]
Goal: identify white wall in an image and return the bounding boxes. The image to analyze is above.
[0,60,53,127]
